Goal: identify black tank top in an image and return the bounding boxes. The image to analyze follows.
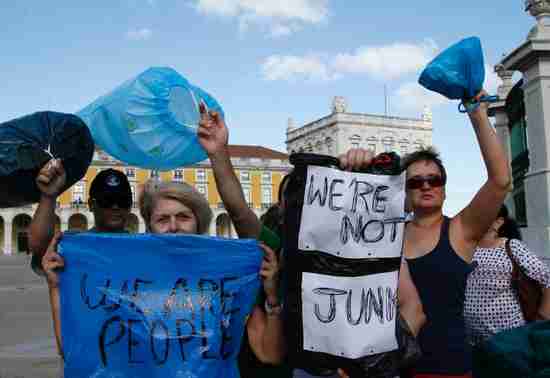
[406,217,473,374]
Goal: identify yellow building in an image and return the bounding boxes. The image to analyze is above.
[0,145,291,255]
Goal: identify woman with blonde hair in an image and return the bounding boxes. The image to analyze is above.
[138,179,213,235]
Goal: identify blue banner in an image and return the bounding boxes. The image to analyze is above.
[59,233,262,378]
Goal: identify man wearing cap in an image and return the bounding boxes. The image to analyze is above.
[30,163,132,264]
[29,161,133,362]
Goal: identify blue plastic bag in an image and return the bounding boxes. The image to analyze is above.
[0,111,94,208]
[419,37,486,101]
[77,67,224,170]
[59,233,262,378]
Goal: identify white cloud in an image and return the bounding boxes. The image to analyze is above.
[126,28,152,41]
[191,0,329,37]
[261,39,439,83]
[332,40,438,80]
[261,55,338,82]
[392,63,501,112]
[393,81,447,112]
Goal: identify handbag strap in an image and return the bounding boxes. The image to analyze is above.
[504,238,520,281]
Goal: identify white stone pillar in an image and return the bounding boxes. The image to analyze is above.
[501,2,550,256]
[4,219,12,255]
[61,223,69,232]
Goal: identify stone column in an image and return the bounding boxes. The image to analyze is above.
[501,0,550,256]
[4,219,12,255]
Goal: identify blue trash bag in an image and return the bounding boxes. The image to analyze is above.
[0,111,94,208]
[59,233,262,378]
[77,67,224,170]
[419,37,486,101]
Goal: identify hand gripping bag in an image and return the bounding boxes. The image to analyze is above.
[282,152,420,378]
[77,67,224,170]
[0,111,94,208]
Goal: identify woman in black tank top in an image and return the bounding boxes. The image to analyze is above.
[401,98,510,377]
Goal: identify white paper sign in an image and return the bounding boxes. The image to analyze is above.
[301,271,399,359]
[298,166,406,258]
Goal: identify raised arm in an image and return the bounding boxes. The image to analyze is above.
[247,244,285,363]
[197,107,262,239]
[41,232,65,357]
[29,159,66,259]
[456,93,511,257]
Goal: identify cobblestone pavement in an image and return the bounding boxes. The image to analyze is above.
[0,255,59,378]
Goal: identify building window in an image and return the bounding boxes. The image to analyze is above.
[382,137,394,152]
[261,172,271,184]
[240,171,250,183]
[196,183,207,197]
[173,169,184,182]
[125,168,135,179]
[150,170,160,179]
[349,135,361,149]
[315,140,323,153]
[400,141,409,155]
[195,169,206,183]
[242,185,252,207]
[507,79,529,226]
[72,181,85,203]
[261,186,272,208]
[367,143,376,154]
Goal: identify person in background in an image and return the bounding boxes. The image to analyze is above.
[29,166,133,375]
[464,204,550,346]
[237,202,292,378]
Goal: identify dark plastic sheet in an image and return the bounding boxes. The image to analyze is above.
[0,111,94,208]
[282,153,420,377]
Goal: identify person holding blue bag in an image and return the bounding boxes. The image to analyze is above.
[399,37,512,378]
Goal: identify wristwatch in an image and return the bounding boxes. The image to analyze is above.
[264,298,283,316]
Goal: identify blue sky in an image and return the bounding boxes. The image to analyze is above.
[0,1,534,214]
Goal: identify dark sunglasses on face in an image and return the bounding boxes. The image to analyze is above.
[94,195,132,209]
[406,175,445,190]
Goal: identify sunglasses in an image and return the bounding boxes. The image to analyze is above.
[93,195,132,209]
[406,175,445,190]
